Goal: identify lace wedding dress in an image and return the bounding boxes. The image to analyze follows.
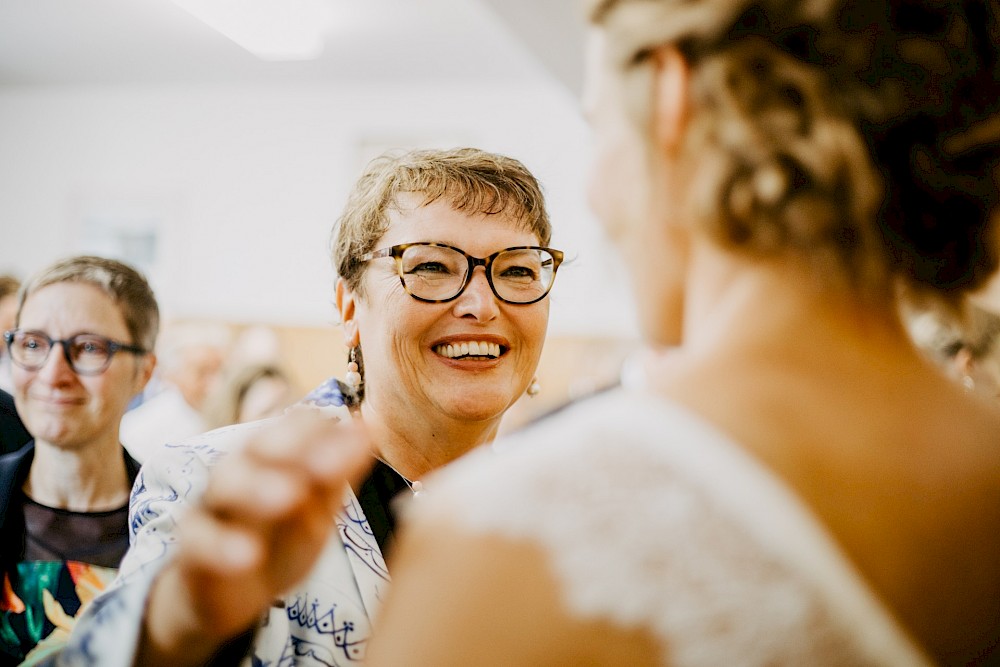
[413,389,933,666]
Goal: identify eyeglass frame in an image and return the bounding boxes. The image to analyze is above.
[357,242,565,305]
[3,329,148,376]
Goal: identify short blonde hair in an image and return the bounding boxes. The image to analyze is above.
[18,255,160,350]
[332,147,551,294]
[0,275,20,302]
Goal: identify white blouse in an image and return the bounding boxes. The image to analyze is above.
[413,388,934,666]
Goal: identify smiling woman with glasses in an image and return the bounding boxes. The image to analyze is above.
[66,147,561,667]
[0,255,158,665]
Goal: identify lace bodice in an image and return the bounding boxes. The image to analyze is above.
[412,389,932,666]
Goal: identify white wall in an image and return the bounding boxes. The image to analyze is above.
[0,81,639,340]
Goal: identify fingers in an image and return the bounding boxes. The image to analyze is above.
[173,409,374,603]
[175,506,264,576]
[263,409,374,514]
[200,452,310,524]
[142,413,374,663]
[201,410,372,522]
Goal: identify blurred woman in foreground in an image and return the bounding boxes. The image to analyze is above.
[367,1,1000,665]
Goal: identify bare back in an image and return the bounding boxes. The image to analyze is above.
[661,341,1000,665]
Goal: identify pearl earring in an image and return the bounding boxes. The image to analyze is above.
[345,346,363,391]
[962,374,975,392]
[526,376,541,397]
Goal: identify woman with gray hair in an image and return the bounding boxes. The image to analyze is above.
[0,256,158,664]
[366,1,1000,665]
[63,147,563,666]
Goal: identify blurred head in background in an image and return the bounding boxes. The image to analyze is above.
[154,321,229,411]
[202,362,296,430]
[0,274,21,340]
[909,303,1000,400]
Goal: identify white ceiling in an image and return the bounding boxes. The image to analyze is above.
[0,0,584,91]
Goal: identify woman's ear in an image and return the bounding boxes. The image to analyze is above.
[335,279,360,348]
[135,352,157,394]
[651,46,691,152]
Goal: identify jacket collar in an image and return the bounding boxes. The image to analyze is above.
[0,443,141,566]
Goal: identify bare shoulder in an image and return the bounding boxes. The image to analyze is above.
[658,353,1000,663]
[367,516,662,667]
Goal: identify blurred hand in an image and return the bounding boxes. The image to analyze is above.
[139,409,373,667]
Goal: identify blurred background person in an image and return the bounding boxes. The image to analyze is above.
[64,147,563,667]
[367,1,1000,665]
[0,274,23,394]
[119,321,228,463]
[1,276,31,455]
[0,388,31,456]
[201,362,297,430]
[908,302,1000,401]
[0,255,157,665]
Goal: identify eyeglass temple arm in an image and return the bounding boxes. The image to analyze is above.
[357,247,395,262]
[111,341,148,355]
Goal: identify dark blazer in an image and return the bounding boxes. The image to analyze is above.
[0,389,30,456]
[0,442,141,572]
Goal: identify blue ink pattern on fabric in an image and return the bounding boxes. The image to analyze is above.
[302,379,348,409]
[285,596,366,662]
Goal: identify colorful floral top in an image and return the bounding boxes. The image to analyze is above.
[2,559,119,666]
[0,444,139,667]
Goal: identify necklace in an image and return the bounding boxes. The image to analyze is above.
[376,457,424,496]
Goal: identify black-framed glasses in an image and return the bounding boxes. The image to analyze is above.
[358,242,564,305]
[3,329,147,376]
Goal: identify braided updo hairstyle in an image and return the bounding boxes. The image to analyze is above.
[590,0,1000,305]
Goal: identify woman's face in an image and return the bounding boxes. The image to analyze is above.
[12,282,152,450]
[346,193,551,428]
[584,28,691,346]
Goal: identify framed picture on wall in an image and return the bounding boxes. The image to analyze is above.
[80,214,159,276]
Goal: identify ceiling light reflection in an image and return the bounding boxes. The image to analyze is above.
[170,0,335,61]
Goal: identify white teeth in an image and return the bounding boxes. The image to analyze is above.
[434,341,503,359]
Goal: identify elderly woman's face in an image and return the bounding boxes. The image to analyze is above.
[12,282,151,450]
[350,192,550,426]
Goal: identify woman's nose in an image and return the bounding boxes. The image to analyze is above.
[35,343,77,383]
[452,268,500,322]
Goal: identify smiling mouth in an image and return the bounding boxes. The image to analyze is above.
[34,395,85,406]
[433,341,505,360]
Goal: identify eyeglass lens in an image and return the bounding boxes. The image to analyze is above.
[6,331,118,374]
[399,245,558,303]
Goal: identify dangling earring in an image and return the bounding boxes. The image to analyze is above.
[526,376,541,397]
[345,346,363,391]
[962,374,975,392]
